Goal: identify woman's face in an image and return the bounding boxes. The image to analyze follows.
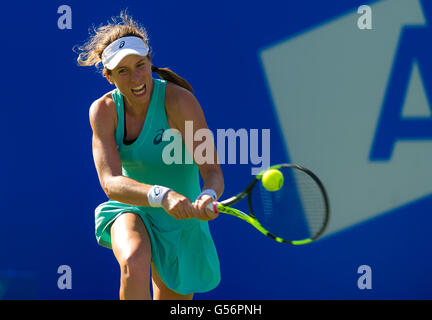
[106,54,153,106]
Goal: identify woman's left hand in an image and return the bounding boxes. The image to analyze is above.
[192,194,218,221]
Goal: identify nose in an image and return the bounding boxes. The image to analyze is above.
[131,68,143,84]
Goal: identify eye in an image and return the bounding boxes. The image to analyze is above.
[137,63,145,68]
[118,69,128,75]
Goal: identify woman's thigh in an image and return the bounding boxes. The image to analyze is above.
[110,213,152,271]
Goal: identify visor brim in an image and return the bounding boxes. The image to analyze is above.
[104,47,149,70]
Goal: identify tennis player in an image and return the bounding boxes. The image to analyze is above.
[77,12,224,300]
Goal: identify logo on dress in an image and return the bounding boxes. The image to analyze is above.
[119,41,125,48]
[153,129,165,145]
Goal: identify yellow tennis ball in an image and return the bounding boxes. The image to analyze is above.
[261,169,284,191]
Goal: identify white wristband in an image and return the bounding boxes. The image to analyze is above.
[196,189,217,201]
[148,185,172,207]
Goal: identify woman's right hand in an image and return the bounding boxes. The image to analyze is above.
[161,190,217,221]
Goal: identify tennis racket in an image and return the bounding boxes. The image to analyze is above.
[208,163,330,245]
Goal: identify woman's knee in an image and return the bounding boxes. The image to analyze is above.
[111,213,152,282]
[119,246,151,282]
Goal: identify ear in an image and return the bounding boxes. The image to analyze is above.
[103,69,114,85]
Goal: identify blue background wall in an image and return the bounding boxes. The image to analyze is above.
[1,0,431,299]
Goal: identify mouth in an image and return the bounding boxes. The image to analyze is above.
[131,83,146,97]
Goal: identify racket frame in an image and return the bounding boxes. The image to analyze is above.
[212,163,330,245]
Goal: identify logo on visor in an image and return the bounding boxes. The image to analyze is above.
[119,41,125,48]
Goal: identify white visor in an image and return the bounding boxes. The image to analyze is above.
[101,36,149,70]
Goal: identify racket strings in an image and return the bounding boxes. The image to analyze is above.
[293,169,327,237]
[259,184,273,219]
[250,166,328,241]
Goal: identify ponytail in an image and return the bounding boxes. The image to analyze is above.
[152,65,194,93]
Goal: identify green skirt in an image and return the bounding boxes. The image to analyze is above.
[95,200,221,295]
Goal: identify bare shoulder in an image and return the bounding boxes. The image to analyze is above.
[89,92,117,133]
[165,81,202,121]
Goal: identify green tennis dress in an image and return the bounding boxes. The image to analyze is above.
[94,78,220,295]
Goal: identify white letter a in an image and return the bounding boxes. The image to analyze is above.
[57,265,72,290]
[357,265,372,290]
[357,5,372,30]
[57,5,72,30]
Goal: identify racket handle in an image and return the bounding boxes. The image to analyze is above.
[206,201,219,214]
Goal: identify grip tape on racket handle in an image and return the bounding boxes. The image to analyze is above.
[206,201,219,214]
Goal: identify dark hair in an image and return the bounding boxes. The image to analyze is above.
[75,10,193,92]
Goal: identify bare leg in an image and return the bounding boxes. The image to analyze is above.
[111,213,152,300]
[151,265,194,300]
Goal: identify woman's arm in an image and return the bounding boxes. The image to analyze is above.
[89,95,208,220]
[165,83,225,213]
[89,95,153,206]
